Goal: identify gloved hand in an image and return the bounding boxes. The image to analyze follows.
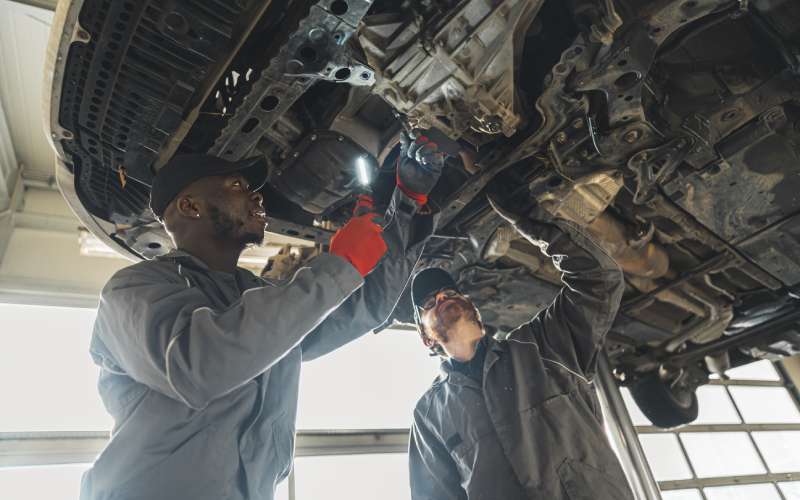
[397,131,445,205]
[261,245,319,281]
[329,213,388,277]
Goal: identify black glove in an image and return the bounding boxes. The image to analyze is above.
[397,131,444,198]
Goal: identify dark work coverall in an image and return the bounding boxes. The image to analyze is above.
[409,221,635,500]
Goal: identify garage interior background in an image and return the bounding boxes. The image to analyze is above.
[0,0,799,499]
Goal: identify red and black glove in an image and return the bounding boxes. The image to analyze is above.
[329,213,388,277]
[397,132,445,206]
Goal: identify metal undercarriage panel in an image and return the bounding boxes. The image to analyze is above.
[360,0,543,145]
[44,0,800,377]
[664,104,800,286]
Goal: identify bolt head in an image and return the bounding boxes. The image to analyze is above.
[623,130,641,143]
[308,28,326,42]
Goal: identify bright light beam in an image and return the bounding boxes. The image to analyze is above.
[356,156,371,186]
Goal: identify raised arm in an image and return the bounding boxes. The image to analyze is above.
[301,131,443,360]
[92,254,362,410]
[301,188,435,360]
[490,198,624,378]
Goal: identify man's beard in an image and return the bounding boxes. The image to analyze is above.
[428,297,480,344]
[208,204,264,247]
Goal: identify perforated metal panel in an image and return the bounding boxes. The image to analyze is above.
[56,0,249,220]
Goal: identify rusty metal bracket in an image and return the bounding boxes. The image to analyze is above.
[210,0,376,161]
[627,136,693,204]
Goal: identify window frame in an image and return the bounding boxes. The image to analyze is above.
[633,362,800,499]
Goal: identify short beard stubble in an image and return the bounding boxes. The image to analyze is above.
[208,204,264,247]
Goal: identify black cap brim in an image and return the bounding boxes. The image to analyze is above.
[150,154,269,218]
[232,156,269,192]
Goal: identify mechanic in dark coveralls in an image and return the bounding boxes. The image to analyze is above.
[80,137,442,500]
[408,198,635,500]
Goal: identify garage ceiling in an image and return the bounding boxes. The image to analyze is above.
[0,0,55,184]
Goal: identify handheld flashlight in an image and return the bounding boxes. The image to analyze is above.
[353,155,375,217]
[356,156,371,187]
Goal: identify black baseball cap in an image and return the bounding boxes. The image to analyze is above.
[149,153,268,218]
[411,267,459,329]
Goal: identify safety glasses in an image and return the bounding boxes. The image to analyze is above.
[419,288,461,313]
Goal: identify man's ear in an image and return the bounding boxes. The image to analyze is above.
[421,334,436,349]
[175,195,201,219]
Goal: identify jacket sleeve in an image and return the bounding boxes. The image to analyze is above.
[409,408,466,500]
[300,188,435,361]
[91,254,363,410]
[524,219,624,379]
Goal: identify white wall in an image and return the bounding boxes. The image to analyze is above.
[0,187,130,307]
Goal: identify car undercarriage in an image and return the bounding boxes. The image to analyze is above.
[45,0,800,426]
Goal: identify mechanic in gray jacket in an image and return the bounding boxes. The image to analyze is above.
[80,138,442,500]
[408,199,634,500]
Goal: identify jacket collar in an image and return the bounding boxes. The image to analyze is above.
[157,249,206,267]
[485,333,506,373]
[438,363,479,389]
[437,333,505,387]
[157,249,260,284]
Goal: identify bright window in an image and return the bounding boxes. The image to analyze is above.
[638,434,693,481]
[297,329,440,429]
[626,358,800,498]
[750,431,800,473]
[0,304,111,432]
[679,432,766,478]
[693,385,740,425]
[704,483,782,500]
[778,481,800,498]
[293,454,409,500]
[727,386,800,424]
[660,490,703,500]
[0,464,90,500]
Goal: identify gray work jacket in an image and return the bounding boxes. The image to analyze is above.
[80,189,431,500]
[409,222,634,500]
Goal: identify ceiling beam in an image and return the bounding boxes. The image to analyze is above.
[0,93,18,210]
[13,210,78,233]
[0,275,101,308]
[0,85,21,267]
